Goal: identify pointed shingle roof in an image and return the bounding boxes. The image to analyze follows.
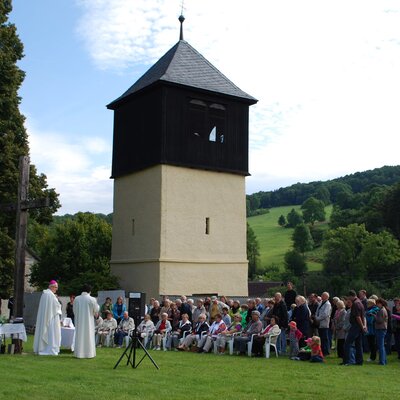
[108,40,257,108]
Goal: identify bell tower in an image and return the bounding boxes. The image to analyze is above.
[107,16,257,298]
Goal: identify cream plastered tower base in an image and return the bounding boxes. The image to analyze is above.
[110,165,248,298]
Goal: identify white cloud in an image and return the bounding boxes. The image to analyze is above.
[74,0,400,199]
[27,119,113,215]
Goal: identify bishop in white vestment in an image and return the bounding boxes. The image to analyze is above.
[33,280,62,355]
[73,284,99,358]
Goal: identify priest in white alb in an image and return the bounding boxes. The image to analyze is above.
[33,280,62,355]
[73,283,99,358]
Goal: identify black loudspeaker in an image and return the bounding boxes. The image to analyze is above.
[128,292,146,327]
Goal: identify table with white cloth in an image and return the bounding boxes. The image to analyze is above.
[61,327,75,351]
[0,323,27,342]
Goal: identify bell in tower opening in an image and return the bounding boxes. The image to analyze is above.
[107,15,257,298]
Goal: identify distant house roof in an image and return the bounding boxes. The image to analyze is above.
[248,281,283,298]
[108,40,257,108]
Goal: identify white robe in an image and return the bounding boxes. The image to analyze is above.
[33,289,62,355]
[73,292,99,358]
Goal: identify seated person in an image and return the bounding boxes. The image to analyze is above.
[168,313,192,349]
[94,313,103,334]
[152,312,172,350]
[251,316,280,356]
[215,314,243,354]
[97,310,117,347]
[197,313,227,353]
[234,310,263,355]
[137,314,155,347]
[114,311,135,348]
[178,313,209,350]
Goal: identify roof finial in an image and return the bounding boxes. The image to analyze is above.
[179,1,185,40]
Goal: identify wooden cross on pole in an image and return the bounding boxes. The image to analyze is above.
[0,156,50,318]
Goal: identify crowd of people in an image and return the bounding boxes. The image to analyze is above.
[32,280,400,365]
[135,284,400,366]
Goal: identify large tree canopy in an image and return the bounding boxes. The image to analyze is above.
[30,213,119,295]
[0,1,60,297]
[292,223,314,254]
[301,197,326,225]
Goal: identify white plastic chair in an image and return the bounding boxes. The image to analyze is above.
[95,328,115,347]
[162,332,171,351]
[227,332,240,355]
[247,334,260,357]
[104,328,116,347]
[264,329,281,358]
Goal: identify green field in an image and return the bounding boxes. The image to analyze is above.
[0,336,398,400]
[247,205,332,272]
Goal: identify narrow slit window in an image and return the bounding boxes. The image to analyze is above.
[205,217,210,235]
[209,126,216,142]
[132,219,135,236]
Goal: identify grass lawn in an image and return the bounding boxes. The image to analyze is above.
[0,336,399,400]
[247,205,332,272]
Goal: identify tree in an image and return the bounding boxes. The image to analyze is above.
[278,214,286,227]
[286,208,303,228]
[292,223,314,254]
[0,1,60,297]
[284,249,307,276]
[301,197,325,225]
[359,230,400,282]
[30,213,118,295]
[381,183,400,240]
[313,185,331,205]
[247,222,260,279]
[323,224,370,279]
[0,229,14,298]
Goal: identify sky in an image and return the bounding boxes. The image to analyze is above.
[9,0,400,215]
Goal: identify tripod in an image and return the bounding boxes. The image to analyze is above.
[113,331,159,370]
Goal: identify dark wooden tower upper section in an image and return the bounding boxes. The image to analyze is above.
[107,39,257,179]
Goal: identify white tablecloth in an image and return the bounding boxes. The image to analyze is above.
[0,323,27,342]
[61,327,75,351]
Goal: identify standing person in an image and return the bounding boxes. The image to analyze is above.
[113,296,126,324]
[66,294,75,324]
[392,299,400,360]
[73,284,100,359]
[192,299,206,323]
[150,300,161,325]
[288,321,303,359]
[343,290,367,366]
[271,292,288,355]
[7,297,14,320]
[333,300,347,359]
[365,299,379,362]
[375,298,388,365]
[284,282,297,311]
[100,297,113,319]
[33,280,62,355]
[308,293,320,337]
[315,292,331,356]
[292,295,310,347]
